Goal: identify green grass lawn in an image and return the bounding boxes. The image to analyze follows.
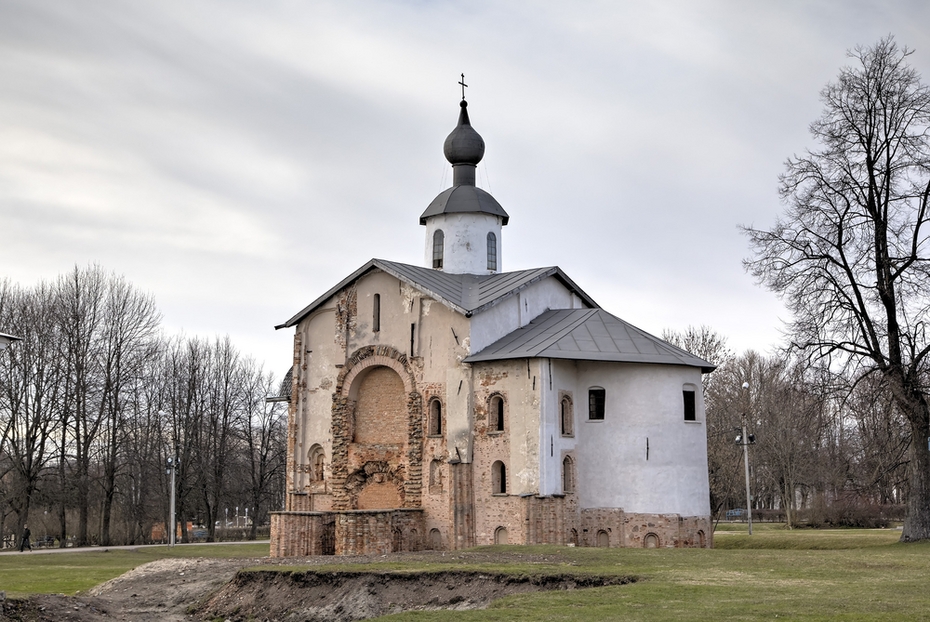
[0,543,269,598]
[3,530,929,621]
[369,528,922,621]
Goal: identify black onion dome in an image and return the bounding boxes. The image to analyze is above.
[443,100,485,165]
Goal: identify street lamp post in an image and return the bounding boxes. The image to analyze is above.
[166,456,179,546]
[157,410,180,546]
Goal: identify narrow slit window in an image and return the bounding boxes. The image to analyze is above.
[560,396,573,436]
[588,388,605,420]
[490,395,505,432]
[432,230,444,269]
[372,294,380,333]
[428,398,442,436]
[683,389,696,421]
[487,232,497,271]
[492,461,507,494]
[562,455,574,493]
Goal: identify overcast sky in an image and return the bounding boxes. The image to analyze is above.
[2,1,928,378]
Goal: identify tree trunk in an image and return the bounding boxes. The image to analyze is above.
[902,412,930,541]
[783,482,794,529]
[100,485,115,546]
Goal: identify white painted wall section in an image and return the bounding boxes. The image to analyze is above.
[423,213,502,275]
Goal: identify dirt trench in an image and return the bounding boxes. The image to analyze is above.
[199,569,633,621]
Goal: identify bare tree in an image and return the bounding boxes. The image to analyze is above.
[744,37,930,541]
[751,357,829,528]
[57,266,108,546]
[0,280,64,540]
[193,337,241,541]
[96,276,160,545]
[237,363,286,540]
[843,373,909,505]
[2,268,287,547]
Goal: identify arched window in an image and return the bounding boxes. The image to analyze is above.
[562,455,574,493]
[429,459,444,494]
[596,530,610,547]
[494,526,509,544]
[492,460,507,494]
[487,232,497,271]
[428,398,443,436]
[432,230,444,269]
[588,388,606,420]
[429,528,443,550]
[372,293,380,333]
[683,384,697,421]
[560,396,573,436]
[308,445,325,481]
[643,533,660,548]
[489,395,505,432]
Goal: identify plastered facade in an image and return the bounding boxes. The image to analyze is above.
[271,268,712,556]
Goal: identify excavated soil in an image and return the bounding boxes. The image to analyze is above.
[0,551,635,622]
[200,569,632,621]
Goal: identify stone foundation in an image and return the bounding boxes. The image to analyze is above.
[271,509,424,557]
[579,508,712,549]
[271,502,710,556]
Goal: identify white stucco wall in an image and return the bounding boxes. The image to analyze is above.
[570,361,711,516]
[469,277,580,354]
[538,359,579,496]
[423,212,503,275]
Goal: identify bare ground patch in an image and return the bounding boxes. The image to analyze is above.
[199,569,633,621]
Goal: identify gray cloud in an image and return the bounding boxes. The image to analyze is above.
[2,0,929,373]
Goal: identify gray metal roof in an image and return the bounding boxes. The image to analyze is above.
[463,309,716,372]
[276,259,598,329]
[419,185,510,225]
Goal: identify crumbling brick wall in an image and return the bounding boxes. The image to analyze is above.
[330,346,423,511]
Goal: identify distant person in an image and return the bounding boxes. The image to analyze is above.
[19,525,31,552]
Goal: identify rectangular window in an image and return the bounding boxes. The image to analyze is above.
[683,390,696,421]
[588,388,605,420]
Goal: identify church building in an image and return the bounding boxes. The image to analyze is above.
[269,94,714,556]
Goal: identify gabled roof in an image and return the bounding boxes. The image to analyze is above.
[463,309,716,372]
[276,259,598,329]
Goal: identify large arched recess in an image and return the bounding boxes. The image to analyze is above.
[330,346,423,510]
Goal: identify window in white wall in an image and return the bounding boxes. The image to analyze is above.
[588,388,606,420]
[432,230,444,269]
[683,387,697,421]
[562,455,575,493]
[560,396,574,436]
[487,232,497,270]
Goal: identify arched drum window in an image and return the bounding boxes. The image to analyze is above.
[432,230,444,269]
[487,232,497,271]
